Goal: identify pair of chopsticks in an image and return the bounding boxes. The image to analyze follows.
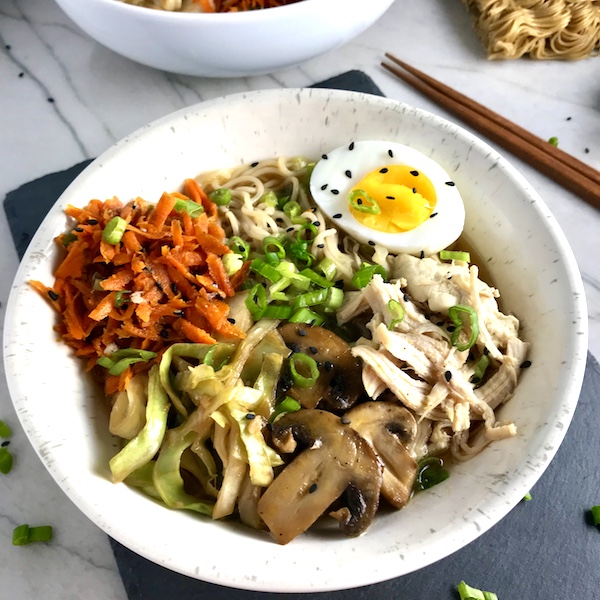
[382,53,600,210]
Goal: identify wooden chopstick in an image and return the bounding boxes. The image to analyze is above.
[382,53,600,210]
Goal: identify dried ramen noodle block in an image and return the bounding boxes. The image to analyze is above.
[462,0,600,60]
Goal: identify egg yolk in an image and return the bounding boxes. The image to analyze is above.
[348,165,436,233]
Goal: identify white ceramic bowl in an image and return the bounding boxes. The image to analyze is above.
[51,0,395,77]
[4,89,588,592]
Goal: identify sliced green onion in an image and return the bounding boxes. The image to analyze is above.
[298,268,335,288]
[222,252,244,276]
[12,524,53,546]
[523,491,532,502]
[91,273,105,291]
[102,216,127,245]
[387,299,405,330]
[107,357,149,376]
[263,236,286,259]
[289,353,319,389]
[250,258,283,283]
[351,262,388,289]
[440,249,471,262]
[262,305,294,320]
[276,194,290,210]
[260,191,278,207]
[110,349,157,361]
[174,198,204,218]
[269,396,301,424]
[414,456,449,491]
[0,420,12,438]
[323,287,344,312]
[283,200,302,219]
[293,288,327,309]
[61,232,78,246]
[97,349,157,376]
[228,236,250,260]
[203,345,233,371]
[245,284,268,320]
[348,189,381,214]
[97,356,115,369]
[315,257,337,281]
[114,290,130,308]
[296,222,318,243]
[591,505,600,526]
[457,580,498,600]
[470,354,490,384]
[264,251,281,266]
[0,447,13,474]
[448,304,479,352]
[269,292,290,302]
[289,308,325,326]
[208,188,231,206]
[548,136,559,147]
[268,276,292,295]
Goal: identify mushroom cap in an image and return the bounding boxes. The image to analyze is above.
[278,323,364,411]
[346,401,418,509]
[257,409,383,544]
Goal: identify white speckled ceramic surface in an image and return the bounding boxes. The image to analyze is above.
[3,89,588,592]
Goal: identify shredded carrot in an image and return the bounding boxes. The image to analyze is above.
[30,178,245,393]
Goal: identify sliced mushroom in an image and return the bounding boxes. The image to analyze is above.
[257,409,383,544]
[345,402,418,509]
[278,323,364,411]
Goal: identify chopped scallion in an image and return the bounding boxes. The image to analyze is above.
[269,396,301,424]
[448,304,479,351]
[0,447,13,474]
[289,353,319,389]
[12,524,53,546]
[523,491,532,501]
[415,456,449,491]
[315,257,337,281]
[263,236,286,259]
[262,304,294,320]
[348,189,381,214]
[440,249,471,262]
[0,420,12,438]
[457,580,498,600]
[323,287,344,312]
[260,191,278,207]
[102,216,127,245]
[590,505,600,526]
[250,258,283,283]
[208,188,232,206]
[470,354,490,384]
[245,284,268,320]
[293,288,327,309]
[61,232,78,246]
[387,299,405,330]
[283,200,302,220]
[114,290,130,308]
[174,198,204,218]
[298,268,335,288]
[548,136,559,147]
[351,262,388,289]
[288,308,325,326]
[296,222,318,243]
[228,236,250,260]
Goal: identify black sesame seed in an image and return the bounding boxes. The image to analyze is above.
[1,440,9,447]
[368,240,375,246]
[585,148,590,154]
[287,226,295,232]
[436,321,445,327]
[154,281,164,292]
[289,342,301,353]
[429,212,438,219]
[520,360,532,369]
[388,149,394,157]
[447,325,456,332]
[18,72,24,78]
[309,483,318,493]
[444,370,452,382]
[171,282,178,294]
[445,181,456,186]
[309,346,318,355]
[311,207,318,213]
[566,116,572,121]
[5,45,11,50]
[227,317,236,324]
[322,154,328,160]
[340,416,351,425]
[386,196,395,200]
[131,204,137,210]
[357,199,363,205]
[48,290,59,301]
[74,226,84,232]
[412,187,417,194]
[410,170,419,176]
[276,217,284,223]
[47,97,54,103]
[324,361,334,372]
[345,170,352,178]
[349,142,355,151]
[331,189,340,195]
[321,183,328,190]
[313,221,321,227]
[470,376,481,384]
[334,279,344,289]
[160,329,169,339]
[317,243,325,249]
[173,309,185,317]
[246,413,256,420]
[379,167,389,174]
[403,293,410,302]
[87,219,99,225]
[483,347,490,355]
[419,250,425,259]
[333,213,342,219]
[297,328,307,337]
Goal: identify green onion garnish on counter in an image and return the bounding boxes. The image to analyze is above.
[0,419,12,438]
[12,524,53,546]
[591,505,600,526]
[457,580,498,600]
[0,447,13,474]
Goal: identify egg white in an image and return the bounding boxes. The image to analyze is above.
[309,140,465,256]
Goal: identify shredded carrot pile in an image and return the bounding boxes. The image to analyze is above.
[197,0,301,12]
[30,178,249,396]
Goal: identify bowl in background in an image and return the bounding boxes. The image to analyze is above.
[51,0,395,77]
[3,88,588,592]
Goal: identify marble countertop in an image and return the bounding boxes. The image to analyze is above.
[1,0,598,598]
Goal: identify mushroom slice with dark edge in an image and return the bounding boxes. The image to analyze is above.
[257,409,383,544]
[345,402,418,509]
[278,323,364,411]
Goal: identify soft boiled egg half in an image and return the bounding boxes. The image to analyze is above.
[309,140,465,256]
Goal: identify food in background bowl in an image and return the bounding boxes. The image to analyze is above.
[4,89,587,591]
[122,0,301,11]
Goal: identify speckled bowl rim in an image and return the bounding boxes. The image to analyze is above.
[3,88,588,592]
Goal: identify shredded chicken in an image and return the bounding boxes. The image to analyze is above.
[344,259,529,462]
